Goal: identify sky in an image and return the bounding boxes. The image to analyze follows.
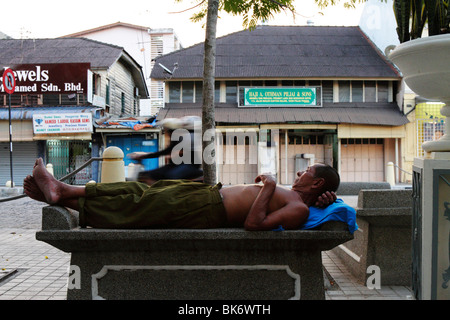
[1,0,372,48]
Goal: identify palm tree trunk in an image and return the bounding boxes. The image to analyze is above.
[202,0,219,185]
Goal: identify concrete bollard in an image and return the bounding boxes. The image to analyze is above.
[127,163,135,180]
[101,146,125,183]
[46,163,54,176]
[386,161,395,187]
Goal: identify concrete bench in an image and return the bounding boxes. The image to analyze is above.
[36,206,353,300]
[332,189,412,286]
[336,181,391,195]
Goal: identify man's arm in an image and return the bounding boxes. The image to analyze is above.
[129,140,177,160]
[244,174,308,231]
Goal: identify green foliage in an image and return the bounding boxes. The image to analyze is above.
[175,0,295,29]
[393,0,449,42]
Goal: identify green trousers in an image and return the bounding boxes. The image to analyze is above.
[78,180,226,229]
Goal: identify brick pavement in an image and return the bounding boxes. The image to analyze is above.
[0,228,69,300]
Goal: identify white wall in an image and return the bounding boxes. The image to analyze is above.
[359,0,399,54]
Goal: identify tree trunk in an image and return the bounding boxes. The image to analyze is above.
[202,0,219,185]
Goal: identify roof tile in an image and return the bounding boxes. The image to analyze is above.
[151,26,400,80]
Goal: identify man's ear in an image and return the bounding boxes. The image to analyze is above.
[312,177,325,189]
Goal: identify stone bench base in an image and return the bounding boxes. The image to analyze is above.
[332,189,412,286]
[36,206,353,300]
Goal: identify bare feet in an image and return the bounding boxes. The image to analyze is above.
[32,158,63,205]
[23,175,46,202]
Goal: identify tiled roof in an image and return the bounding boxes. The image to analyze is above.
[0,38,124,69]
[157,102,409,126]
[151,25,400,80]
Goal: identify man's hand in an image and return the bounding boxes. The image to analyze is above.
[315,191,337,208]
[254,173,276,185]
[128,152,147,160]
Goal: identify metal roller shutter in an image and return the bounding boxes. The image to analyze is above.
[0,142,38,186]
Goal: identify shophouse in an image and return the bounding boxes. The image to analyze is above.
[150,25,409,185]
[0,38,149,186]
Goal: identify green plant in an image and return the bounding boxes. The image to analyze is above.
[315,0,449,43]
[394,0,449,43]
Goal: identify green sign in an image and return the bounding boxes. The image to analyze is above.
[244,87,317,106]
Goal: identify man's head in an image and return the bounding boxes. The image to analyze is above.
[293,163,340,195]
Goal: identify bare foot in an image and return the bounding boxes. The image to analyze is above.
[23,175,46,202]
[32,158,63,205]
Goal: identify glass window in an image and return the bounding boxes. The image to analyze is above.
[378,81,389,102]
[121,92,125,114]
[238,81,250,106]
[339,81,350,102]
[364,81,376,102]
[195,81,203,103]
[225,81,237,103]
[215,81,221,102]
[169,81,181,103]
[182,81,194,103]
[352,81,363,102]
[322,81,334,103]
[105,79,110,105]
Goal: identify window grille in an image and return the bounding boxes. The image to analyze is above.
[416,103,445,157]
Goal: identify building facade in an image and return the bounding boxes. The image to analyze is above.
[151,26,409,185]
[63,22,182,116]
[0,38,149,186]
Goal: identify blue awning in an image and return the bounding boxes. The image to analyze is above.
[0,106,102,121]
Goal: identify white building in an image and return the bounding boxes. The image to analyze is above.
[63,22,182,116]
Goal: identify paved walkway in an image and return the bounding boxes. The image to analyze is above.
[0,195,415,300]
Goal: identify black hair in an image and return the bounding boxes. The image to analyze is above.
[313,164,340,193]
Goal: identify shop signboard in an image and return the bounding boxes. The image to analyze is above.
[32,113,93,134]
[0,63,90,94]
[242,87,318,107]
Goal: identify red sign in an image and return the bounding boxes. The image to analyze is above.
[2,68,15,94]
[0,63,90,94]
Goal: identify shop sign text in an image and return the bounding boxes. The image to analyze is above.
[0,63,90,94]
[243,87,317,107]
[33,113,93,134]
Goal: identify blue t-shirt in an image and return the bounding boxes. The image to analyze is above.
[300,199,358,233]
[273,199,358,234]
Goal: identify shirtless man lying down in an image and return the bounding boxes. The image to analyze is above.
[24,158,339,231]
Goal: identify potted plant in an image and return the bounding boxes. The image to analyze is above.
[387,0,450,152]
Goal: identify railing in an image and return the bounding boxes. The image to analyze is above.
[0,157,103,203]
[393,163,413,176]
